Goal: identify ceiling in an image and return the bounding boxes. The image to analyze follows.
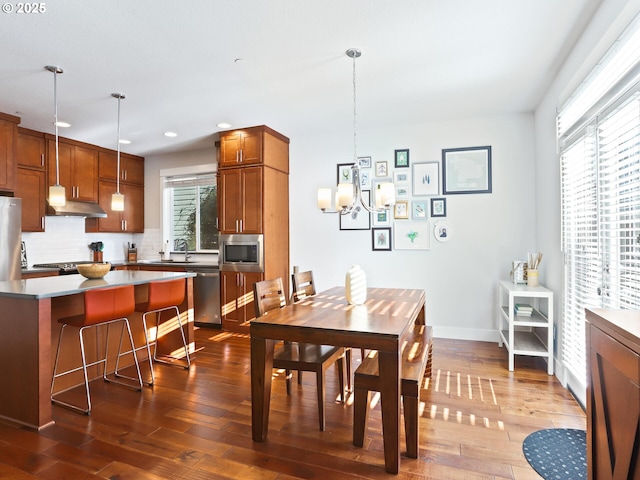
[1,0,602,157]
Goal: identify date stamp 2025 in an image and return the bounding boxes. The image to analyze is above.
[2,2,46,14]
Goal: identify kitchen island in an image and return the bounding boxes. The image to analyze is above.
[0,270,196,430]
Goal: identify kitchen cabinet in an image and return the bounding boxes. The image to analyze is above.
[218,125,289,334]
[219,128,261,167]
[219,166,263,234]
[0,113,19,194]
[15,167,46,232]
[17,128,46,169]
[98,151,144,185]
[47,138,99,203]
[497,280,553,374]
[86,181,144,233]
[221,271,263,330]
[218,125,289,172]
[585,308,640,480]
[16,129,47,232]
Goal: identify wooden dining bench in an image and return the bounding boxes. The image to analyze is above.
[353,324,433,459]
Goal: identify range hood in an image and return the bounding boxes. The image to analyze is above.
[47,201,107,218]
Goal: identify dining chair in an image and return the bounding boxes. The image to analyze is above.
[254,277,346,431]
[292,270,363,392]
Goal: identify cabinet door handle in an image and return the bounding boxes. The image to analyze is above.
[239,219,243,232]
[239,149,243,163]
[236,151,240,163]
[40,153,45,167]
[41,217,44,230]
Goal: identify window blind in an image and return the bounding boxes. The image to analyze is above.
[558,13,640,403]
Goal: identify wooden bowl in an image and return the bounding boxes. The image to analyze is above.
[76,262,111,279]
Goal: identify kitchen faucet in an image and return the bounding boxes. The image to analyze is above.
[177,238,191,262]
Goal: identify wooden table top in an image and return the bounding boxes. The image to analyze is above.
[250,286,426,351]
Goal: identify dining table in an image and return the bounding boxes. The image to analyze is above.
[250,286,426,474]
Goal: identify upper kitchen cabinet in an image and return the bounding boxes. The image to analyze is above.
[0,113,20,194]
[218,166,263,234]
[85,150,145,233]
[85,181,144,233]
[98,151,144,185]
[17,128,46,170]
[218,125,289,173]
[15,167,45,232]
[47,137,99,203]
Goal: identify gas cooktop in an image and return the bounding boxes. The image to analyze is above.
[32,261,98,274]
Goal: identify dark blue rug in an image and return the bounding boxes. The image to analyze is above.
[522,428,587,480]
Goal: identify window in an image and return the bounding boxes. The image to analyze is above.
[559,13,640,405]
[163,171,218,252]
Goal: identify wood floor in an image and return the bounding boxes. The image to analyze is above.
[0,327,585,479]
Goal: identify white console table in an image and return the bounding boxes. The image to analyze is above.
[497,280,554,375]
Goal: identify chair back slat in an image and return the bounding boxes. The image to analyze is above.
[254,278,287,317]
[291,270,316,302]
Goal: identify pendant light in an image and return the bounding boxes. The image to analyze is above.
[45,65,66,207]
[111,93,125,211]
[317,49,395,214]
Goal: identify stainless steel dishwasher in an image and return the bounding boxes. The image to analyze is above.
[189,267,221,326]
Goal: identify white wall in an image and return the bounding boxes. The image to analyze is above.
[291,113,536,341]
[534,0,640,392]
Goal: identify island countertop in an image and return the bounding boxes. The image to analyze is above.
[0,270,196,300]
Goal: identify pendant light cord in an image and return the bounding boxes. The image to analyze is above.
[53,70,60,186]
[116,95,121,195]
[352,51,357,165]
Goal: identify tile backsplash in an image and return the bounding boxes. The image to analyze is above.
[21,217,218,266]
[23,216,145,266]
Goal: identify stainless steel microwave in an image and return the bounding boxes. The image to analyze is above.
[219,234,264,272]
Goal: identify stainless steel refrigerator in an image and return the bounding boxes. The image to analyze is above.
[0,197,21,281]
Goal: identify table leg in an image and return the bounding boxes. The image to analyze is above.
[378,348,401,474]
[251,336,275,442]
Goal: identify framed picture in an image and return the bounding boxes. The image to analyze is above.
[394,222,430,250]
[442,146,492,194]
[434,220,451,242]
[359,169,372,189]
[337,163,353,184]
[412,162,439,196]
[412,200,428,220]
[372,227,392,251]
[395,149,410,168]
[339,190,371,230]
[358,156,372,168]
[394,200,409,219]
[372,208,391,226]
[395,184,410,199]
[393,170,410,184]
[375,161,388,177]
[430,198,446,217]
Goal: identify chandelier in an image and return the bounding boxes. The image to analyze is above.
[317,49,395,214]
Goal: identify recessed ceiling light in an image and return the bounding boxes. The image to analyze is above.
[54,121,71,128]
[217,123,231,129]
[119,139,131,145]
[164,131,178,138]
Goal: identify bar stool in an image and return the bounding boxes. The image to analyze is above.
[132,278,191,385]
[51,285,143,415]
